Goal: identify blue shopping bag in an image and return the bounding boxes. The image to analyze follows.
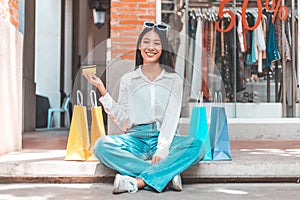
[208,92,232,161]
[189,92,212,160]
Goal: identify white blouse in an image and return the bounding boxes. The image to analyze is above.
[99,66,183,159]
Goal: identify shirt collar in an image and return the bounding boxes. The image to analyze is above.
[133,65,174,82]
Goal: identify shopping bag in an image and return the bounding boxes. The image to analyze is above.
[87,90,106,161]
[65,90,91,161]
[208,92,232,161]
[188,92,212,160]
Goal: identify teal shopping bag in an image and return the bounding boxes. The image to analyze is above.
[208,92,232,161]
[189,92,212,160]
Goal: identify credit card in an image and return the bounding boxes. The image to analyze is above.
[82,65,96,75]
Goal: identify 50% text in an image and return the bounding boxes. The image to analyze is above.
[216,0,289,33]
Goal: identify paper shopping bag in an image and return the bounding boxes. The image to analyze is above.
[65,90,91,161]
[188,92,212,160]
[208,92,231,161]
[87,90,106,161]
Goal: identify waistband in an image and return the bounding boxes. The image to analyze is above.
[127,122,157,133]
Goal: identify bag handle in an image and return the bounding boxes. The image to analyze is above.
[218,91,223,107]
[213,91,223,107]
[197,91,204,107]
[76,90,83,106]
[213,91,218,106]
[90,90,97,107]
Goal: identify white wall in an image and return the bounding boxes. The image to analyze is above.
[35,0,61,127]
[0,18,23,154]
[64,0,72,95]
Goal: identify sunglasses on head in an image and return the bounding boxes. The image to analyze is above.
[144,22,169,31]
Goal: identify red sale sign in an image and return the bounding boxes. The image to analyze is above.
[216,0,289,33]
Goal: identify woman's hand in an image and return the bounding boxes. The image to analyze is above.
[84,73,102,87]
[151,156,162,165]
[84,73,107,96]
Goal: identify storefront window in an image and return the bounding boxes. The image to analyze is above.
[162,0,299,118]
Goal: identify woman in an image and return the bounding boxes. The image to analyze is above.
[84,22,204,194]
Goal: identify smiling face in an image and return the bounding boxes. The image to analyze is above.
[139,30,162,65]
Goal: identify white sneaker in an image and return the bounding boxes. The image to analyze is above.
[169,174,183,191]
[112,174,138,194]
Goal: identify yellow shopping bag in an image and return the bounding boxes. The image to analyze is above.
[87,90,106,161]
[65,90,91,161]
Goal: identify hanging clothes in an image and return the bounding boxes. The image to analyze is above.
[190,17,203,100]
[245,12,257,66]
[181,6,297,104]
[236,30,246,91]
[201,20,209,101]
[187,11,197,86]
[222,18,234,101]
[208,20,219,97]
[265,11,281,68]
[253,12,266,73]
[236,12,246,53]
[274,17,292,61]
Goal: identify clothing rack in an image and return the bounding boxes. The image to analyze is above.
[187,0,298,8]
[183,0,298,117]
[187,0,262,8]
[185,6,298,22]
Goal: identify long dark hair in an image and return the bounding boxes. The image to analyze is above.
[135,27,175,73]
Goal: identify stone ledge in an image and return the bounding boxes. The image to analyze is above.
[0,149,299,184]
[178,119,300,140]
[0,176,299,184]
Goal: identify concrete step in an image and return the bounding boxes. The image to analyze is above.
[178,118,300,140]
[1,141,300,184]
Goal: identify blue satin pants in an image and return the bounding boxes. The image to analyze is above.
[93,123,204,192]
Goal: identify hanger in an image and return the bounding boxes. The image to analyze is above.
[222,9,232,19]
[195,8,201,19]
[188,9,196,19]
[210,8,218,22]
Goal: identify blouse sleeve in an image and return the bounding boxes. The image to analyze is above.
[153,75,183,159]
[99,75,130,131]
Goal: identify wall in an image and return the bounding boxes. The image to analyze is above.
[35,0,61,127]
[0,0,23,154]
[23,0,36,132]
[64,0,72,95]
[110,0,156,60]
